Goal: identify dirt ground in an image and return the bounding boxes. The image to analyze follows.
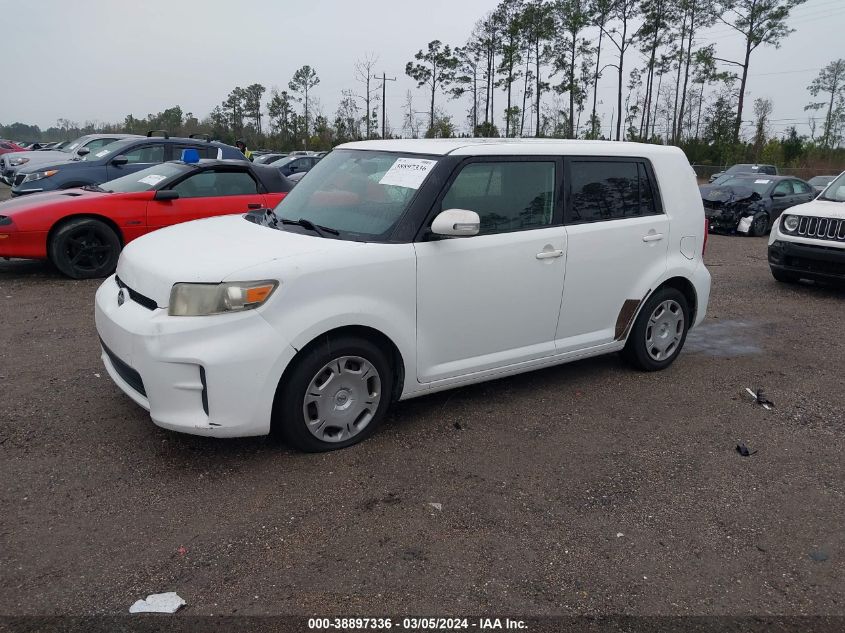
[0,182,842,621]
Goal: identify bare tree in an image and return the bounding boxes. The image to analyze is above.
[353,53,380,139]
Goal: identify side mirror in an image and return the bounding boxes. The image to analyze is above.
[76,147,90,156]
[431,209,480,237]
[772,191,786,198]
[154,190,179,201]
[111,155,128,166]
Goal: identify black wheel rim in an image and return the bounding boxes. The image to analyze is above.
[63,227,113,272]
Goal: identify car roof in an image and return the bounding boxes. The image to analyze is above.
[336,138,686,158]
[724,174,792,181]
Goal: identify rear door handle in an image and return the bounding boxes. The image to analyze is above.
[536,249,564,259]
[642,233,664,242]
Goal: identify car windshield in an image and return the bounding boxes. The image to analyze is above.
[273,149,436,239]
[818,173,845,202]
[718,177,773,196]
[100,163,189,193]
[270,156,295,167]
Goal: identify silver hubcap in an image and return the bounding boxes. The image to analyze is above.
[303,356,381,443]
[645,299,685,361]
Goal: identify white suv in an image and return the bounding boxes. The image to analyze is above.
[768,170,845,285]
[94,139,711,451]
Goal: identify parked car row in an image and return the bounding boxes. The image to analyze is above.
[0,153,292,278]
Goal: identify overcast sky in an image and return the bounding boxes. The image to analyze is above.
[3,0,843,140]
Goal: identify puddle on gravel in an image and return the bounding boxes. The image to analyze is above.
[684,319,762,356]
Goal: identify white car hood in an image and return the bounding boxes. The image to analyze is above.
[116,215,351,307]
[784,199,845,220]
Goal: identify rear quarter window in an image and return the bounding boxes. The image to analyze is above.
[566,159,662,224]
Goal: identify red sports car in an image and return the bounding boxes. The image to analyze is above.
[0,140,25,156]
[0,159,292,278]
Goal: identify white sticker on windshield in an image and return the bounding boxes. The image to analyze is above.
[378,158,437,189]
[138,174,166,185]
[754,179,771,184]
[95,149,110,158]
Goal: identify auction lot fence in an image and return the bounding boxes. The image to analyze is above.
[691,164,844,182]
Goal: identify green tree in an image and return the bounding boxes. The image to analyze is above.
[243,84,266,135]
[289,65,320,148]
[805,59,845,150]
[520,0,554,137]
[714,0,808,142]
[223,87,246,135]
[493,0,525,137]
[552,0,592,139]
[406,40,459,134]
[751,97,773,159]
[267,89,297,147]
[600,0,640,141]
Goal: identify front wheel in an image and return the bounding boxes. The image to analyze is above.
[273,336,393,452]
[622,288,690,372]
[748,211,770,237]
[49,218,121,279]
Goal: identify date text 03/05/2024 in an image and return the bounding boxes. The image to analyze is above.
[307,617,527,630]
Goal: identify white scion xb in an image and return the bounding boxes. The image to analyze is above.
[95,139,711,452]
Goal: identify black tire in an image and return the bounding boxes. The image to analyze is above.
[273,335,393,452]
[748,211,770,237]
[771,268,799,284]
[49,218,121,279]
[622,287,691,372]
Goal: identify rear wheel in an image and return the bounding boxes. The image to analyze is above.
[273,335,393,452]
[49,218,121,279]
[622,288,690,372]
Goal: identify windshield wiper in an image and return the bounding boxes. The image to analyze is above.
[280,217,340,237]
[81,184,109,192]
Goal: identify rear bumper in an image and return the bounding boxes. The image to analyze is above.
[94,275,298,437]
[768,239,845,282]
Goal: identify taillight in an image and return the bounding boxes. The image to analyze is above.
[702,217,709,257]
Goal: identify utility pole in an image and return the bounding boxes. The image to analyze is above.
[374,72,396,139]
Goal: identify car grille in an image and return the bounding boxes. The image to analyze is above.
[100,339,147,397]
[793,216,845,242]
[115,275,158,311]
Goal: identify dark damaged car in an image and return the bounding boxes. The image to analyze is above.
[700,175,816,236]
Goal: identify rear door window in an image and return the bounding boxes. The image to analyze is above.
[567,159,661,224]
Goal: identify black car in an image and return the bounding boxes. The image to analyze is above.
[10,132,244,196]
[807,175,837,193]
[708,163,778,183]
[269,154,322,177]
[700,175,816,236]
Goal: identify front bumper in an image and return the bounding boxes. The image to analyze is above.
[768,239,845,283]
[704,207,743,232]
[94,275,298,437]
[0,229,49,259]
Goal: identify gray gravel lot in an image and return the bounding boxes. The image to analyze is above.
[0,181,842,618]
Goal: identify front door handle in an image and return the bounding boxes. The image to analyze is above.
[536,249,564,259]
[642,233,664,242]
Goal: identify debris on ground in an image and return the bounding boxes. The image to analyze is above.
[809,550,829,562]
[428,502,442,511]
[616,533,624,538]
[745,387,773,410]
[177,545,187,557]
[129,592,186,614]
[736,443,757,457]
[453,421,462,430]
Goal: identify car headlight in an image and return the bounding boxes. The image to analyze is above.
[9,157,29,166]
[782,214,800,232]
[22,170,58,183]
[168,280,278,316]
